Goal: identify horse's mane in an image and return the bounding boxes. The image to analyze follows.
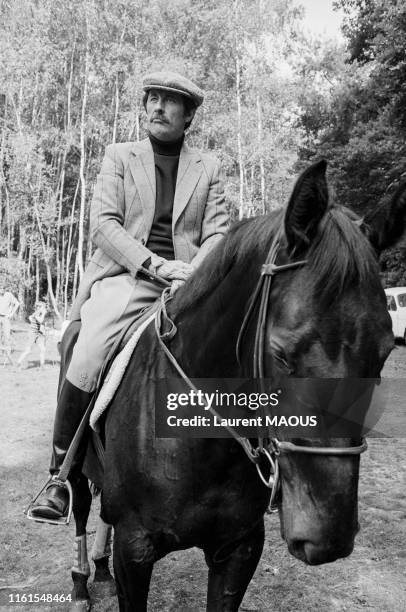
[171,210,283,315]
[307,206,380,305]
[171,205,379,315]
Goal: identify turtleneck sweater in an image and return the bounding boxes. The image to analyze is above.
[146,133,184,260]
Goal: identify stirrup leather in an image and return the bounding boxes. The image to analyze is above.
[25,475,73,526]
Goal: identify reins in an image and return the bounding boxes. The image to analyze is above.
[155,297,259,463]
[155,223,367,504]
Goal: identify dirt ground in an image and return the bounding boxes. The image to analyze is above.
[0,323,405,611]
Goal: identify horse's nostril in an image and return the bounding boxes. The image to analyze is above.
[288,539,307,563]
[289,539,354,565]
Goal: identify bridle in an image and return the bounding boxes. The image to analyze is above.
[155,222,367,508]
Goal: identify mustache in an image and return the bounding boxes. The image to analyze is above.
[151,114,168,123]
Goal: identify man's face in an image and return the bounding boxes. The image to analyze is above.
[146,89,194,141]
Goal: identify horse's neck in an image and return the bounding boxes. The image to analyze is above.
[171,269,259,378]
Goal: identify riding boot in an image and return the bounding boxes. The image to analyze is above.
[30,380,93,521]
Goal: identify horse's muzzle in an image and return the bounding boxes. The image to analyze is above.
[288,537,355,565]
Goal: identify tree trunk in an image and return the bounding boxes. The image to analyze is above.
[67,40,76,132]
[55,153,65,306]
[3,177,11,258]
[60,225,66,310]
[27,242,32,287]
[72,258,79,307]
[257,94,266,214]
[234,0,245,220]
[236,54,244,220]
[112,73,119,144]
[31,172,61,320]
[0,94,6,231]
[59,38,76,316]
[0,96,11,255]
[77,18,90,281]
[112,21,126,143]
[17,224,27,314]
[64,177,80,316]
[135,107,140,141]
[27,243,32,290]
[31,70,40,127]
[35,256,40,304]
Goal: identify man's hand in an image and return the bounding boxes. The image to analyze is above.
[153,260,194,282]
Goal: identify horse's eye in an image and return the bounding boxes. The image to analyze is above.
[273,351,294,374]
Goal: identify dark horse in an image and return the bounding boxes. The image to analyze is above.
[64,161,405,611]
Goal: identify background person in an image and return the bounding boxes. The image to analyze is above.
[17,301,48,369]
[0,282,20,364]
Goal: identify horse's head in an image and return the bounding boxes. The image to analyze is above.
[169,160,406,567]
[264,160,406,564]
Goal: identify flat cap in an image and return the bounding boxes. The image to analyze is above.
[142,71,204,107]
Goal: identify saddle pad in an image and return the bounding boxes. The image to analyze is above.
[89,312,156,432]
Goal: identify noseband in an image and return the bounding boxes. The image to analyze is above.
[156,223,367,506]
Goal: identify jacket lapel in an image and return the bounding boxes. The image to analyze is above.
[128,138,202,230]
[128,139,156,229]
[173,144,202,227]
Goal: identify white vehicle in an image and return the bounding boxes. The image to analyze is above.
[385,287,406,342]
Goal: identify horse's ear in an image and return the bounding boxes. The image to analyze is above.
[284,160,329,254]
[361,181,406,253]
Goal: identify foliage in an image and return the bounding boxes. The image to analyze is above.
[0,0,310,314]
[1,0,405,313]
[298,0,406,286]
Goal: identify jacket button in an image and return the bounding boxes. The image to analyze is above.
[141,238,145,245]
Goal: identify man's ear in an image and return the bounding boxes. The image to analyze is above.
[185,107,196,126]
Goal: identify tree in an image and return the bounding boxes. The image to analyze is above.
[297,0,406,285]
[0,0,317,314]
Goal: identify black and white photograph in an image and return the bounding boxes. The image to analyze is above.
[1,0,405,610]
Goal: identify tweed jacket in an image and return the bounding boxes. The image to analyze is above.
[70,138,229,321]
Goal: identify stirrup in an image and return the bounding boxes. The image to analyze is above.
[25,475,73,526]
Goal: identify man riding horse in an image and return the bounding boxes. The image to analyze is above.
[30,70,229,522]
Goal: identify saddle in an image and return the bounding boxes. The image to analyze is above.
[63,299,162,491]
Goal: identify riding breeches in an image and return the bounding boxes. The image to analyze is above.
[66,274,163,393]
